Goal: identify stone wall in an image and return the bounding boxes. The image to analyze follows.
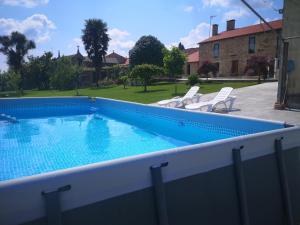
[279,0,300,109]
[185,62,199,75]
[199,31,280,77]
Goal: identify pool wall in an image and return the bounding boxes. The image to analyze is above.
[0,97,300,225]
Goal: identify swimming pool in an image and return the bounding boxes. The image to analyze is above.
[1,97,300,225]
[0,97,283,181]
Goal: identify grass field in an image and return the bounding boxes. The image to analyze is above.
[0,82,256,104]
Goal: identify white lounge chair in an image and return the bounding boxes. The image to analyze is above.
[157,86,201,108]
[185,87,236,112]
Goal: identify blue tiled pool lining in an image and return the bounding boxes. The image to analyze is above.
[0,97,286,181]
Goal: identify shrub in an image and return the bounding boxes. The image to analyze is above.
[198,61,218,80]
[187,74,199,86]
[130,64,163,91]
[244,56,270,83]
[7,70,21,93]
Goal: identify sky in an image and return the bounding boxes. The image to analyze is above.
[0,0,283,71]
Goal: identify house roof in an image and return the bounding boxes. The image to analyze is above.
[105,51,126,64]
[187,51,199,63]
[123,58,129,65]
[184,48,198,55]
[200,19,282,44]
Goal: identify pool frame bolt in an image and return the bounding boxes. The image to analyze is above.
[232,145,250,225]
[150,162,169,225]
[41,185,71,225]
[275,137,295,225]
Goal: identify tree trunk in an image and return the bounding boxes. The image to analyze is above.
[144,84,147,92]
[95,66,101,87]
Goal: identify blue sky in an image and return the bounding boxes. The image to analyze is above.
[0,0,283,70]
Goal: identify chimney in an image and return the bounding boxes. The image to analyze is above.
[212,24,218,36]
[226,19,235,31]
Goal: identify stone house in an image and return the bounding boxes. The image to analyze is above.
[199,19,282,77]
[183,48,199,75]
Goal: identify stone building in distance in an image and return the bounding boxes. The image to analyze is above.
[199,19,282,77]
[184,48,199,75]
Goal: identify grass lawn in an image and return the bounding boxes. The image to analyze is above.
[0,81,257,104]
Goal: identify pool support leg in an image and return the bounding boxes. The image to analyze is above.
[232,147,250,225]
[150,162,169,225]
[41,185,71,225]
[275,138,295,225]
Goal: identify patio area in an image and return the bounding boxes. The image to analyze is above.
[200,82,300,125]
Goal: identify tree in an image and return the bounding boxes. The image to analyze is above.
[198,61,218,80]
[0,31,35,92]
[163,47,186,79]
[50,57,81,90]
[82,19,110,87]
[244,55,270,83]
[130,64,163,92]
[129,35,164,68]
[178,42,185,51]
[163,47,186,94]
[119,75,128,89]
[24,52,54,90]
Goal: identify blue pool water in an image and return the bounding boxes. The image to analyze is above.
[0,98,284,181]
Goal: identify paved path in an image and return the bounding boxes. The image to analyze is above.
[198,82,300,125]
[152,82,300,125]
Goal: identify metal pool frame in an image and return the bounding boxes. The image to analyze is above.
[0,97,300,225]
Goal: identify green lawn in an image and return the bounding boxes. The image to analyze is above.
[0,82,256,104]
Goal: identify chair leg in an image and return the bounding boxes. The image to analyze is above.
[228,98,235,111]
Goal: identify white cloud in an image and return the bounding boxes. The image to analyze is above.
[68,37,85,54]
[202,0,273,9]
[107,28,135,56]
[248,0,273,9]
[202,0,231,8]
[0,54,8,71]
[165,42,178,50]
[254,17,280,25]
[0,14,56,43]
[184,5,194,12]
[0,0,49,8]
[223,8,249,21]
[179,22,210,48]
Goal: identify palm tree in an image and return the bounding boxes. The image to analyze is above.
[0,31,36,92]
[82,19,110,87]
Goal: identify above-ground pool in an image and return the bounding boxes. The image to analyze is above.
[0,97,284,181]
[1,97,300,225]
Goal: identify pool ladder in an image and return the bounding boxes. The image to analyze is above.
[0,113,18,123]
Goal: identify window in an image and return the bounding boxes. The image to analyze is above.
[213,43,220,58]
[248,36,255,53]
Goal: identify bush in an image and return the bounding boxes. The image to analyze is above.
[244,55,270,83]
[119,75,128,89]
[130,64,163,91]
[187,74,199,86]
[7,70,21,92]
[50,57,81,90]
[98,78,114,87]
[198,61,218,79]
